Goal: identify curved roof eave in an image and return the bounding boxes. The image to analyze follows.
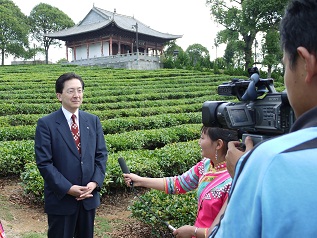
[46,6,182,40]
[46,21,109,39]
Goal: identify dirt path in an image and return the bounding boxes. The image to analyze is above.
[0,176,163,238]
[0,177,47,237]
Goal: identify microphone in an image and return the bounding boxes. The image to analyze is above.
[118,157,177,233]
[118,157,133,185]
[118,157,130,174]
[164,221,176,232]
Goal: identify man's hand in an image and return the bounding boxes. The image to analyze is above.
[67,185,90,198]
[67,182,98,201]
[76,182,98,200]
[226,136,254,178]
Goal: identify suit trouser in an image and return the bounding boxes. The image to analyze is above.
[47,201,96,238]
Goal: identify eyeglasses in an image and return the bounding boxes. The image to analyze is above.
[65,88,83,95]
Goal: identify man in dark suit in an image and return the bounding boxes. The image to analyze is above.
[35,72,108,238]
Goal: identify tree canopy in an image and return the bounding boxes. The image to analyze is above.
[0,0,30,65]
[262,29,282,77]
[206,0,288,70]
[29,3,74,64]
[186,44,211,69]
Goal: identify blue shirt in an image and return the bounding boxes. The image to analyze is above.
[211,106,317,238]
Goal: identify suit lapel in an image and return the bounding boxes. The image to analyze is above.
[79,111,90,157]
[55,108,80,158]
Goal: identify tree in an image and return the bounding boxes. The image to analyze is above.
[163,40,181,57]
[29,3,74,64]
[0,0,30,65]
[261,29,282,78]
[217,30,244,68]
[206,0,288,70]
[163,41,189,69]
[213,38,220,59]
[186,43,211,69]
[174,49,190,69]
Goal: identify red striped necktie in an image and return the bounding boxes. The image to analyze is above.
[71,114,81,154]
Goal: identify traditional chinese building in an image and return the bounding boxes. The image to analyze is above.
[47,6,182,69]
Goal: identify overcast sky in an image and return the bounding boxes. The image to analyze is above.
[10,0,225,64]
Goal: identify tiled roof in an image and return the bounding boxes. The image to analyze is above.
[47,7,182,40]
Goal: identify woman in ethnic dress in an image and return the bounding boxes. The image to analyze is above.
[123,126,238,238]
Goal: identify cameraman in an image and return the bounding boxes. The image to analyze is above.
[209,0,317,237]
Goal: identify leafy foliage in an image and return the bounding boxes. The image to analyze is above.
[262,29,283,77]
[0,65,286,234]
[130,189,197,237]
[206,0,288,70]
[0,0,30,65]
[29,3,75,64]
[186,44,211,69]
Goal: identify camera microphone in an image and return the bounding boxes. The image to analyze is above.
[117,157,176,233]
[118,157,133,186]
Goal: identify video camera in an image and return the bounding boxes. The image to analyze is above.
[202,68,295,144]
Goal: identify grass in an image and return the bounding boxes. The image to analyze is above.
[22,234,46,238]
[94,216,112,238]
[0,195,14,221]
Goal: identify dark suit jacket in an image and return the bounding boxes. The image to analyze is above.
[35,108,108,215]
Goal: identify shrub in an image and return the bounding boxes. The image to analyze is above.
[0,140,34,176]
[20,162,44,202]
[129,189,197,237]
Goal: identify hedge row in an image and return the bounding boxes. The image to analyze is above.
[0,124,201,176]
[0,113,202,141]
[0,97,212,116]
[102,112,201,134]
[20,139,201,201]
[0,96,210,127]
[1,82,218,101]
[1,65,274,235]
[0,89,214,111]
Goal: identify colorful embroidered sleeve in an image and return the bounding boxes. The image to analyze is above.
[0,221,6,238]
[164,158,211,194]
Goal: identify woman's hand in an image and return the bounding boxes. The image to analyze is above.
[123,173,142,187]
[123,174,165,190]
[172,225,196,238]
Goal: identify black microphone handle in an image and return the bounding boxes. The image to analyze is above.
[118,157,133,186]
[118,157,130,174]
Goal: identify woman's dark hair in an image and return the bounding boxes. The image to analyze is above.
[201,126,238,153]
[55,72,85,94]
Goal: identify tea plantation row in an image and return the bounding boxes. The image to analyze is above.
[0,65,283,234]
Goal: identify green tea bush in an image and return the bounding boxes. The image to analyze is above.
[0,103,60,115]
[105,124,201,152]
[0,125,200,179]
[130,189,197,237]
[20,162,44,202]
[20,139,200,200]
[0,125,35,141]
[155,140,201,176]
[5,114,43,126]
[102,112,201,134]
[0,140,34,176]
[0,65,262,233]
